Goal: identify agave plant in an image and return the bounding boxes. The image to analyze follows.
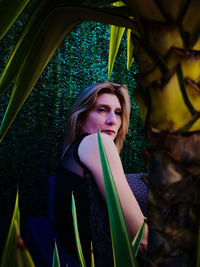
[71,131,145,267]
[0,0,200,266]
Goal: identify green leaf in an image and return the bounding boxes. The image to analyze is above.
[0,0,31,40]
[127,29,134,70]
[108,24,125,80]
[91,243,95,267]
[0,189,35,267]
[0,1,53,98]
[108,1,126,80]
[0,4,81,142]
[72,193,86,267]
[97,131,137,267]
[132,221,146,256]
[52,242,60,267]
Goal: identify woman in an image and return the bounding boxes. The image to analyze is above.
[53,82,148,266]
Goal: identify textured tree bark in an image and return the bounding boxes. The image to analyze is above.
[124,1,200,265]
[143,130,200,266]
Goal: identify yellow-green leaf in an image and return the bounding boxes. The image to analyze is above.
[72,193,86,267]
[0,5,81,142]
[91,243,95,267]
[108,24,125,80]
[0,1,52,97]
[108,1,126,80]
[52,242,60,267]
[0,0,31,40]
[0,189,35,267]
[127,29,134,70]
[132,221,146,256]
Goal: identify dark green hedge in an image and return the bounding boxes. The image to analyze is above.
[0,12,146,254]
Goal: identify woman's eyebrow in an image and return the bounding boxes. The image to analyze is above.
[95,104,108,108]
[96,104,121,109]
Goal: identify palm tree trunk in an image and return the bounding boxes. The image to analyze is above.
[123,0,200,265]
[144,129,200,266]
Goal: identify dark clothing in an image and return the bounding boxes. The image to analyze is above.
[53,134,113,266]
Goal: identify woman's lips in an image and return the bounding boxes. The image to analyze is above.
[102,130,115,135]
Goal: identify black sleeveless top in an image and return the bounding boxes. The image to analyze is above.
[53,134,113,266]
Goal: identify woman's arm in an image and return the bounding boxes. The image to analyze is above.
[78,133,148,249]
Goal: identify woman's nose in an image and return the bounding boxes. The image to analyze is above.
[106,112,117,124]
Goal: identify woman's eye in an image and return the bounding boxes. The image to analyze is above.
[115,110,122,116]
[97,107,106,112]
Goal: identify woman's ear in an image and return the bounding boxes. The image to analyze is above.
[77,119,82,133]
[77,113,85,133]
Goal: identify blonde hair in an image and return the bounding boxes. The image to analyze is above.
[64,82,131,153]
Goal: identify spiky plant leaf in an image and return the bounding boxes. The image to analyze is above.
[0,189,35,267]
[97,131,137,267]
[72,193,86,267]
[0,1,53,97]
[132,221,146,257]
[52,242,60,267]
[108,24,125,80]
[108,1,125,80]
[90,243,95,267]
[127,29,134,70]
[0,0,31,40]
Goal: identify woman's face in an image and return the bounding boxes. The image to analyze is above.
[81,93,122,140]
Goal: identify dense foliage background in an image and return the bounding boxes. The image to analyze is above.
[0,6,146,254]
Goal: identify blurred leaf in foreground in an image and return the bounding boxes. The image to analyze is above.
[0,189,35,267]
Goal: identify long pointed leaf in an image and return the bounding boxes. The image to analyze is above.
[72,193,86,267]
[108,1,126,80]
[0,189,35,267]
[91,243,95,267]
[108,25,125,80]
[0,0,52,97]
[97,131,137,267]
[132,221,146,256]
[52,242,60,267]
[127,29,134,70]
[0,7,81,142]
[0,0,31,40]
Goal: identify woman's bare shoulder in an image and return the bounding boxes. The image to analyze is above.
[80,132,115,151]
[78,133,117,165]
